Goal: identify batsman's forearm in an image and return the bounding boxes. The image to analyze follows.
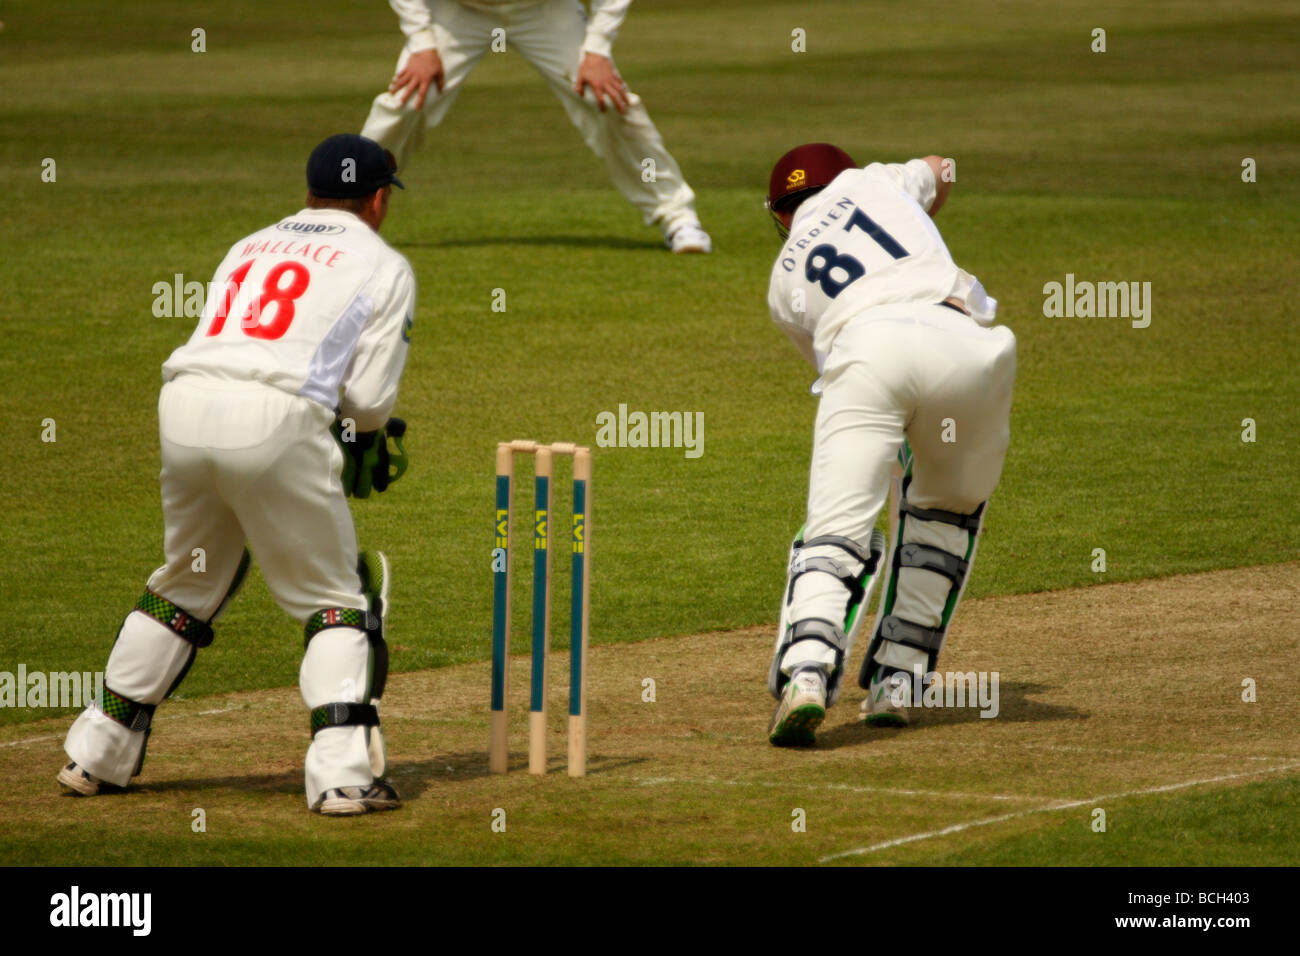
[923,155,952,217]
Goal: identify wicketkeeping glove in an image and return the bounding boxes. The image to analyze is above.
[331,416,409,498]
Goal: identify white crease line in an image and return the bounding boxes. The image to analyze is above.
[635,776,1049,804]
[819,760,1300,863]
[1,733,63,749]
[0,705,244,749]
[1016,743,1292,763]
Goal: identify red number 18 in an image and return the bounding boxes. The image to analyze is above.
[206,260,311,340]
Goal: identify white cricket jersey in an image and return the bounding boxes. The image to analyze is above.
[389,0,630,58]
[162,208,415,432]
[767,159,997,370]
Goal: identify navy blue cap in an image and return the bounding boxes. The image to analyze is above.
[307,134,404,198]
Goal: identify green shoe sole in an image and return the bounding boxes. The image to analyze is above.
[862,712,907,728]
[769,703,826,747]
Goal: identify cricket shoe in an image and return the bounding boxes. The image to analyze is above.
[768,667,827,747]
[666,222,712,254]
[311,779,402,816]
[57,761,106,796]
[860,670,912,727]
[357,550,390,623]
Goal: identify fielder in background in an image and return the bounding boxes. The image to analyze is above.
[59,134,416,815]
[360,0,712,253]
[764,144,1016,746]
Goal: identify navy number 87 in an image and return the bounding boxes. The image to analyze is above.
[804,208,910,299]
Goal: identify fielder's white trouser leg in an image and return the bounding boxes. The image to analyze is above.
[510,0,698,231]
[361,0,495,172]
[65,380,376,803]
[780,306,1016,682]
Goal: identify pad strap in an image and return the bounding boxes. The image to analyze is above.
[898,543,969,584]
[310,702,379,736]
[304,608,375,648]
[99,686,156,733]
[135,591,214,648]
[303,608,388,701]
[880,615,946,653]
[787,536,882,604]
[789,618,850,654]
[898,480,985,532]
[801,534,879,569]
[788,555,865,604]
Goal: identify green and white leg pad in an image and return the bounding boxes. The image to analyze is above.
[63,551,250,787]
[769,529,887,706]
[301,607,389,808]
[859,480,985,689]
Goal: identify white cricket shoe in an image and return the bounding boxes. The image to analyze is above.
[667,223,712,254]
[768,667,827,747]
[57,761,104,796]
[861,670,912,727]
[311,780,402,816]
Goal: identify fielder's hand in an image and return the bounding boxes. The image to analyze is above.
[332,417,409,499]
[574,53,628,113]
[391,49,443,110]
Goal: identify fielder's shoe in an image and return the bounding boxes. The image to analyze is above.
[860,669,912,727]
[311,779,402,816]
[357,550,390,622]
[666,222,712,254]
[57,761,104,796]
[768,667,827,747]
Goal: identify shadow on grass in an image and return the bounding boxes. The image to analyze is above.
[115,750,649,800]
[391,751,651,799]
[816,681,1087,750]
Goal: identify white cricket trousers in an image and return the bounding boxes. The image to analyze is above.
[361,0,698,232]
[784,304,1017,672]
[64,377,377,804]
[150,377,364,621]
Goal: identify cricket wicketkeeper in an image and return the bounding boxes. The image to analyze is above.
[59,134,416,814]
[763,144,1017,745]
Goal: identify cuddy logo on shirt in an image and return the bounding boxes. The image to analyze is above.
[276,221,346,235]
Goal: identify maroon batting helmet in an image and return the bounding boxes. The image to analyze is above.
[766,143,857,237]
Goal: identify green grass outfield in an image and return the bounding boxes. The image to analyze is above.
[0,1,1297,865]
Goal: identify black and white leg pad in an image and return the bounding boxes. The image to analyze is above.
[301,609,388,805]
[859,481,985,688]
[769,530,886,704]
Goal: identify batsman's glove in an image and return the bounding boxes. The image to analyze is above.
[331,416,409,498]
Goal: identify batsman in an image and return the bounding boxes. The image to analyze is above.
[59,134,416,814]
[764,144,1016,745]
